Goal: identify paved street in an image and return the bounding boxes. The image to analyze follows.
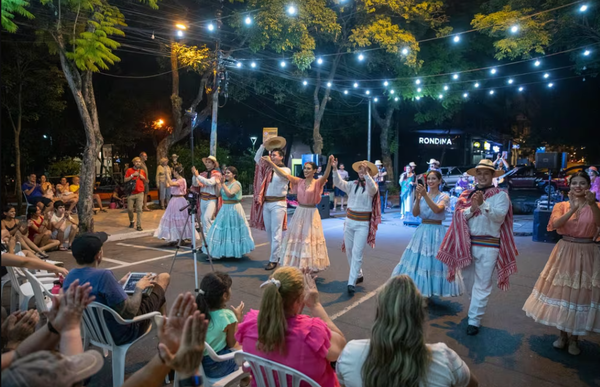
[33,209,599,387]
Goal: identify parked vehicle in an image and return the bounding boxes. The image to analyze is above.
[500,166,555,193]
[438,166,472,188]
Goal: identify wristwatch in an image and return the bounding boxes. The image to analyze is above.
[179,375,203,387]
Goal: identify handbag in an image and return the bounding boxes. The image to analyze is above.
[123,178,137,196]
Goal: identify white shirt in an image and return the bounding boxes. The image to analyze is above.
[254,145,290,197]
[336,340,471,387]
[192,173,218,196]
[333,170,378,212]
[463,189,510,238]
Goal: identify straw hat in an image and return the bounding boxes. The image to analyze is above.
[467,159,504,177]
[202,155,219,168]
[586,166,598,176]
[427,158,440,165]
[352,160,378,177]
[409,162,417,167]
[264,136,287,151]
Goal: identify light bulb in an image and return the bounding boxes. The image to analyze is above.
[236,62,242,68]
[303,80,308,86]
[548,83,554,88]
[453,74,459,80]
[489,90,495,95]
[327,82,332,88]
[383,81,389,87]
[250,62,256,68]
[353,82,358,88]
[417,88,422,93]
[544,73,549,78]
[316,58,323,65]
[583,50,590,56]
[280,61,286,68]
[508,79,514,84]
[245,16,252,25]
[518,87,524,92]
[344,90,348,95]
[401,47,409,55]
[453,35,460,43]
[444,85,449,91]
[208,23,215,31]
[394,97,399,101]
[463,93,468,98]
[474,82,480,88]
[365,90,371,95]
[358,54,365,61]
[416,96,421,100]
[415,79,421,85]
[510,25,519,33]
[534,60,541,67]
[490,68,497,75]
[390,89,395,94]
[580,4,588,12]
[438,94,443,99]
[374,97,378,102]
[287,5,296,15]
[176,30,184,37]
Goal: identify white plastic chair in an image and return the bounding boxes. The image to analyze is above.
[173,342,249,387]
[81,302,161,387]
[234,351,320,387]
[23,191,33,213]
[6,267,55,312]
[22,269,55,313]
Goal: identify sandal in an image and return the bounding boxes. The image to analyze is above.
[36,252,50,259]
[59,246,68,251]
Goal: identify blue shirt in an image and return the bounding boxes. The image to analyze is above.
[22,182,43,198]
[63,267,137,344]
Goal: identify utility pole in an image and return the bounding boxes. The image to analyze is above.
[367,97,372,162]
[209,0,224,157]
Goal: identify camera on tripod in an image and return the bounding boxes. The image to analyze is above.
[180,191,199,214]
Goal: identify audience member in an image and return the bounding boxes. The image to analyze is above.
[336,275,478,387]
[195,272,244,379]
[26,206,60,252]
[236,267,346,387]
[111,185,126,208]
[62,232,170,345]
[70,176,107,212]
[140,152,152,212]
[125,157,147,231]
[50,201,79,251]
[0,246,68,278]
[2,205,49,258]
[21,173,52,208]
[1,310,40,353]
[39,175,56,203]
[55,177,78,212]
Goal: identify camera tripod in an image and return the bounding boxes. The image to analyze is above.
[168,196,215,295]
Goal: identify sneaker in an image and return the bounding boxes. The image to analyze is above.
[129,222,135,229]
[466,325,479,336]
[347,285,356,294]
[356,276,364,284]
[136,226,143,231]
[265,262,278,271]
[100,208,107,213]
[568,340,581,356]
[553,335,567,349]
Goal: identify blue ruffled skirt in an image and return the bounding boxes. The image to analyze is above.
[206,203,255,258]
[392,223,464,297]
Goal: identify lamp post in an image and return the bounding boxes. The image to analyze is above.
[43,134,53,147]
[250,136,257,152]
[367,97,372,162]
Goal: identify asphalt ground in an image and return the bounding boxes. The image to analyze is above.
[10,212,600,387]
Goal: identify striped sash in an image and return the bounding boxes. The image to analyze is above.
[471,235,500,248]
[422,219,442,225]
[347,209,371,222]
[200,192,218,201]
[223,200,241,204]
[265,196,286,202]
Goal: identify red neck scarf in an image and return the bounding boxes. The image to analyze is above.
[436,187,518,291]
[250,159,288,231]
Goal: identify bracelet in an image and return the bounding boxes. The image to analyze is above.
[47,321,60,335]
[179,375,203,387]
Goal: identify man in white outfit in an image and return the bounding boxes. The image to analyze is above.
[191,156,222,241]
[332,158,381,294]
[250,137,290,271]
[437,159,518,336]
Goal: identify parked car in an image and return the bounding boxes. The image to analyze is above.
[500,166,554,193]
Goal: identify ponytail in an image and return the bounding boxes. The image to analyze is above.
[257,267,304,354]
[195,272,232,324]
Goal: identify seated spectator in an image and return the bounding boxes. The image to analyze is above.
[111,185,126,208]
[50,201,79,251]
[336,275,478,387]
[40,175,57,203]
[70,176,107,212]
[2,205,49,258]
[27,206,60,252]
[0,239,68,278]
[62,232,171,345]
[21,173,52,209]
[55,177,78,212]
[236,267,346,387]
[195,272,244,379]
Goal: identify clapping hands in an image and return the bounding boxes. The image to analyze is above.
[415,184,427,197]
[46,279,95,334]
[471,191,484,211]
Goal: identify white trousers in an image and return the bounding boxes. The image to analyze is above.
[344,219,369,286]
[263,201,287,263]
[462,245,499,327]
[200,199,217,235]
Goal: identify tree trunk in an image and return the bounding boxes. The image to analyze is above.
[312,52,342,155]
[15,84,23,215]
[372,104,396,187]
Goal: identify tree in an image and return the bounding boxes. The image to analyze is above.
[1,42,66,214]
[1,0,34,32]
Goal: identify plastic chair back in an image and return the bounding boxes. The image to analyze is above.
[234,351,320,387]
[22,269,54,312]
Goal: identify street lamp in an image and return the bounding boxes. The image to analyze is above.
[250,136,258,151]
[43,134,53,147]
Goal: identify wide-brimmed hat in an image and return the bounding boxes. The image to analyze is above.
[374,160,383,166]
[352,160,378,177]
[202,155,219,168]
[427,158,440,165]
[171,153,179,158]
[409,162,417,167]
[467,159,504,177]
[586,166,598,176]
[264,136,287,151]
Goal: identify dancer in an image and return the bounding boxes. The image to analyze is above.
[262,155,334,272]
[250,137,290,270]
[206,166,255,259]
[192,156,222,241]
[332,158,380,294]
[333,163,349,211]
[399,163,416,219]
[523,172,600,355]
[156,157,171,210]
[154,166,199,244]
[392,170,464,300]
[437,159,518,336]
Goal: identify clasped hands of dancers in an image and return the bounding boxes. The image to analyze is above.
[156,141,600,348]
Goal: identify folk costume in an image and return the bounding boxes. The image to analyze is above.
[393,191,464,298]
[399,169,416,218]
[334,161,381,292]
[154,177,199,242]
[437,159,518,334]
[192,156,223,239]
[523,201,600,336]
[206,181,255,258]
[250,137,290,268]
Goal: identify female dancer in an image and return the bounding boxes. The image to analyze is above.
[1,205,49,258]
[154,166,199,244]
[262,155,333,272]
[26,206,60,252]
[523,172,600,356]
[399,164,416,219]
[206,166,254,258]
[392,170,464,299]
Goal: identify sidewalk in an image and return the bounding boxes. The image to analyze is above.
[85,197,534,241]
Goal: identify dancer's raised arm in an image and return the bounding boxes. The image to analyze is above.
[262,156,300,184]
[318,155,334,184]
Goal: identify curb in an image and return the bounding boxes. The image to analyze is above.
[107,230,157,242]
[514,232,533,237]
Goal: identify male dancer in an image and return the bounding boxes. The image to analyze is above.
[250,137,289,270]
[437,159,518,335]
[333,158,381,294]
[191,156,222,242]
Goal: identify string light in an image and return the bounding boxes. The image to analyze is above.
[443,85,449,91]
[365,90,371,95]
[245,16,252,25]
[287,5,297,15]
[489,90,495,95]
[438,94,443,99]
[583,50,590,56]
[579,4,588,12]
[208,23,215,31]
[280,61,286,68]
[508,78,514,84]
[176,30,184,37]
[415,79,421,85]
[344,90,348,95]
[316,58,323,65]
[415,96,421,100]
[548,82,554,87]
[353,82,359,88]
[453,74,459,80]
[374,97,379,102]
[358,53,365,61]
[383,81,389,87]
[250,62,256,68]
[390,89,395,94]
[534,60,541,67]
[394,97,399,101]
[519,86,524,92]
[490,68,497,75]
[417,88,422,93]
[236,62,242,68]
[510,25,519,33]
[401,47,409,55]
[327,82,332,88]
[474,82,480,88]
[544,73,550,78]
[175,24,187,30]
[463,93,468,98]
[453,35,460,43]
[303,80,308,86]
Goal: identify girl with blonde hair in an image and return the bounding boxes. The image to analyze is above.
[336,275,478,387]
[236,267,346,387]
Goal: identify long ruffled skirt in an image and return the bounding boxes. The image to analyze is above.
[523,240,600,335]
[392,223,464,297]
[281,207,330,271]
[154,197,199,242]
[206,203,255,259]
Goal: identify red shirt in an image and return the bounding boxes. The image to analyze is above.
[125,168,146,194]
